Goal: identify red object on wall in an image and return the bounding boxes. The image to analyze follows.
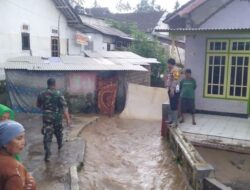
[97,76,118,116]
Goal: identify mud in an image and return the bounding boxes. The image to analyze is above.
[79,117,187,190]
[197,147,250,190]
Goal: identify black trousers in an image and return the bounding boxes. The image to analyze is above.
[168,90,180,111]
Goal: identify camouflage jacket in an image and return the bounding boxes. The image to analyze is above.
[37,88,68,122]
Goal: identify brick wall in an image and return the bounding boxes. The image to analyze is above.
[124,65,151,86]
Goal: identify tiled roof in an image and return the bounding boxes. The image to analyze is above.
[52,1,131,39]
[79,15,132,39]
[85,8,165,33]
[164,0,206,23]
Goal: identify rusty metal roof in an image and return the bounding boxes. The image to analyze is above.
[3,56,148,72]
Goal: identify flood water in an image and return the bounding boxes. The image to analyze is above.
[79,117,187,190]
[197,147,250,190]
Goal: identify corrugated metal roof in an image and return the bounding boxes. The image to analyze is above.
[4,56,147,72]
[52,0,82,24]
[156,27,250,33]
[0,69,5,80]
[84,51,159,65]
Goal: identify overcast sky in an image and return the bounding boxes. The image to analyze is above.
[83,0,190,13]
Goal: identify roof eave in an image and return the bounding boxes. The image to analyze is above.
[155,28,250,35]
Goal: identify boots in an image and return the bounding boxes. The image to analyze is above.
[44,150,51,162]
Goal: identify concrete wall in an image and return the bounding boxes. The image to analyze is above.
[185,33,250,115]
[67,72,96,95]
[0,0,81,64]
[85,33,116,52]
[201,0,250,29]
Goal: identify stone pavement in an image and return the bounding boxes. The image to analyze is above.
[15,113,98,190]
[179,114,250,153]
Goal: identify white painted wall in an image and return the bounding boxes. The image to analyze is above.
[85,33,115,51]
[0,0,82,64]
[201,0,250,29]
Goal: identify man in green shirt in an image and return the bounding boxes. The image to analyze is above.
[180,69,197,125]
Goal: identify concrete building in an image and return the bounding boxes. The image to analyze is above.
[76,13,132,51]
[0,0,132,80]
[158,0,250,117]
[0,0,83,65]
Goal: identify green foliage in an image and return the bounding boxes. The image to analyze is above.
[93,0,99,8]
[136,0,164,12]
[116,0,132,13]
[174,1,180,10]
[107,19,168,87]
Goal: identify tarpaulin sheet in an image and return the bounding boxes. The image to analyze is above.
[120,83,168,121]
[5,70,66,113]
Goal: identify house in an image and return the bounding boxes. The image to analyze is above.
[86,7,185,64]
[75,11,133,51]
[157,0,250,117]
[0,0,86,64]
[3,56,152,114]
[0,0,159,111]
[0,0,132,76]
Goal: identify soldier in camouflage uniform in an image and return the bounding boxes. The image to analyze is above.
[37,78,71,162]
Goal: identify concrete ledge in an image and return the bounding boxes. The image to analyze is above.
[66,116,99,142]
[67,116,98,189]
[70,166,79,190]
[204,178,232,190]
[184,132,250,154]
[168,127,214,190]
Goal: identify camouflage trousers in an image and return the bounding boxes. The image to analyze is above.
[42,121,63,156]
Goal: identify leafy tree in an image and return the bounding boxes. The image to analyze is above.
[93,0,100,8]
[136,0,165,12]
[136,0,154,12]
[107,19,168,87]
[116,0,132,13]
[174,1,180,10]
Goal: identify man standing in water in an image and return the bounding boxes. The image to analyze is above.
[165,58,181,127]
[37,78,71,162]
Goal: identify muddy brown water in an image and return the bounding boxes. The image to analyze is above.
[197,147,250,190]
[79,117,187,190]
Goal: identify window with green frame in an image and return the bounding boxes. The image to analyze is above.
[205,39,250,100]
